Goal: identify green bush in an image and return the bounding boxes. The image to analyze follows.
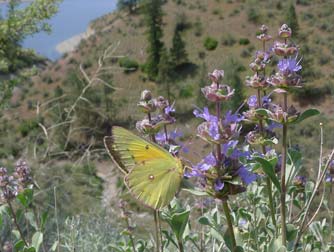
[239,38,250,45]
[119,57,139,73]
[221,34,236,46]
[18,119,39,137]
[247,8,260,23]
[204,37,218,50]
[179,85,193,98]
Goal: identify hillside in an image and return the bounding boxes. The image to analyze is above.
[3,0,333,161]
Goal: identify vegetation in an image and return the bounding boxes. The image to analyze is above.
[203,36,218,50]
[144,0,164,79]
[1,0,334,251]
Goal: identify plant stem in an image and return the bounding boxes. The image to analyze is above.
[256,88,276,228]
[154,210,161,252]
[222,200,237,251]
[293,149,334,251]
[7,199,28,247]
[280,93,288,246]
[123,215,136,252]
[177,238,184,252]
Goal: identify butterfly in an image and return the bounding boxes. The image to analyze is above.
[104,126,184,210]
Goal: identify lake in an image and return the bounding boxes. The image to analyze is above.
[0,0,117,60]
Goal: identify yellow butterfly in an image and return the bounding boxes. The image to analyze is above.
[104,126,184,210]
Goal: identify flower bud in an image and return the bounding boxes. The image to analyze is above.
[279,24,292,38]
[209,69,224,84]
[140,89,152,101]
[246,74,268,89]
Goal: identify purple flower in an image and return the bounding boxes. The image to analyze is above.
[223,111,243,125]
[247,95,257,109]
[196,153,217,172]
[237,166,257,185]
[266,121,282,131]
[194,107,217,123]
[277,57,302,75]
[214,179,224,191]
[164,103,175,115]
[155,129,183,143]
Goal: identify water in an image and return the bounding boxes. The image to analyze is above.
[0,0,117,60]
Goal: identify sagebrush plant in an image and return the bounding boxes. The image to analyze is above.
[108,24,334,252]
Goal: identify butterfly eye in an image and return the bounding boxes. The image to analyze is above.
[148,174,155,180]
[145,145,150,150]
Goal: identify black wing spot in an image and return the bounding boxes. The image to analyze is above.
[145,145,149,150]
[148,174,154,181]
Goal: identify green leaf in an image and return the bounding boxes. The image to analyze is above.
[12,230,21,239]
[14,240,25,250]
[255,108,270,117]
[50,241,59,252]
[25,211,38,230]
[40,212,48,230]
[254,157,281,192]
[24,248,36,252]
[181,179,208,196]
[169,208,190,241]
[292,108,320,124]
[16,188,34,208]
[286,224,298,242]
[181,188,209,196]
[32,231,43,252]
[198,216,211,226]
[268,236,287,252]
[286,148,302,187]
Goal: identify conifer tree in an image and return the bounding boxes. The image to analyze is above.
[223,58,245,112]
[285,2,299,37]
[170,26,188,67]
[158,47,173,100]
[144,0,164,80]
[117,0,140,13]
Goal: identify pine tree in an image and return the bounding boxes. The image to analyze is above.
[158,47,173,100]
[170,27,188,67]
[144,0,164,80]
[285,2,299,37]
[117,0,140,13]
[222,58,245,112]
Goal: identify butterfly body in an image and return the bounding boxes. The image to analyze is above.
[104,126,183,210]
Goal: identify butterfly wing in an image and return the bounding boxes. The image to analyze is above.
[104,126,183,209]
[125,158,183,209]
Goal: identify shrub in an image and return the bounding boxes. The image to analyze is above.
[239,38,250,45]
[247,8,260,23]
[119,57,139,73]
[204,37,218,50]
[179,85,193,98]
[18,119,39,137]
[221,34,236,46]
[193,19,203,37]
